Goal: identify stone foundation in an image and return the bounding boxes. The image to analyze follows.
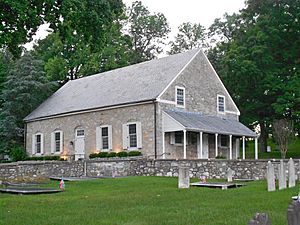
[0,159,299,181]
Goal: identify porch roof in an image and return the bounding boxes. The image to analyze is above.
[163,110,257,137]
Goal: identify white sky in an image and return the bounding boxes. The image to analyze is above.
[123,0,246,37]
[25,0,246,50]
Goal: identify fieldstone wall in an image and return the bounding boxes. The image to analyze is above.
[1,159,299,181]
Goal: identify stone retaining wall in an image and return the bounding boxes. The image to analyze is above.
[1,158,299,181]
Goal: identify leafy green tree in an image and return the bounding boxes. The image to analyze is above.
[169,22,208,54]
[208,0,300,152]
[33,1,129,83]
[0,52,57,154]
[126,1,170,63]
[0,0,55,57]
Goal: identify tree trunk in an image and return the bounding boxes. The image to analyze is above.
[259,120,268,153]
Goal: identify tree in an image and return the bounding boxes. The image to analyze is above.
[273,119,294,159]
[33,1,129,83]
[0,0,124,58]
[126,1,170,63]
[0,0,55,57]
[207,0,300,152]
[0,52,57,154]
[169,22,208,54]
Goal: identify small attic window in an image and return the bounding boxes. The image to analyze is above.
[217,95,225,113]
[176,86,185,108]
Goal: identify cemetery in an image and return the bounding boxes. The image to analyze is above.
[1,158,300,224]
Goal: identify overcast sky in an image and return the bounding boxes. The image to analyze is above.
[123,0,246,36]
[25,0,246,50]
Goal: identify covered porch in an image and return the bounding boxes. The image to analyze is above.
[162,110,258,160]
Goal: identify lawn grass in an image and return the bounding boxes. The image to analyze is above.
[242,138,300,159]
[0,176,298,225]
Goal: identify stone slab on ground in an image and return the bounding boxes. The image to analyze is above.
[233,178,254,182]
[190,182,245,190]
[49,176,127,181]
[0,187,62,194]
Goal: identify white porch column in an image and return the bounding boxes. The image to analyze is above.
[200,132,203,159]
[215,133,218,157]
[255,137,258,159]
[229,135,232,159]
[183,130,187,159]
[197,132,203,159]
[242,136,245,159]
[162,131,165,159]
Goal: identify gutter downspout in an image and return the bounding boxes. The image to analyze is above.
[154,101,157,159]
[24,123,27,153]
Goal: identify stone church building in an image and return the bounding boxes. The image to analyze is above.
[24,49,257,160]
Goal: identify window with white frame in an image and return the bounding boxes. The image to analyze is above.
[32,133,43,155]
[36,134,42,153]
[96,125,112,151]
[220,135,228,147]
[170,131,183,145]
[176,86,185,107]
[101,127,109,150]
[129,124,137,148]
[122,122,142,150]
[51,131,63,154]
[217,95,225,113]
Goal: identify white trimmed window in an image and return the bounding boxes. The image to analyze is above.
[176,86,185,107]
[122,122,142,150]
[170,131,183,145]
[220,135,228,147]
[217,95,225,113]
[51,131,63,154]
[96,125,112,151]
[32,133,44,155]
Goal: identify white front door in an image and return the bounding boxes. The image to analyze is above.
[75,129,85,160]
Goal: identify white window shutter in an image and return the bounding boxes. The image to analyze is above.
[137,122,142,149]
[96,127,102,150]
[122,124,128,150]
[40,133,44,155]
[51,132,55,154]
[60,131,63,153]
[170,132,175,144]
[32,134,35,155]
[108,125,113,150]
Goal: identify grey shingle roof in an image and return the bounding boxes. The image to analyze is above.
[164,110,257,137]
[24,49,200,121]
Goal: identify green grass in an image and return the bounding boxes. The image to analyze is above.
[242,138,300,159]
[0,176,298,225]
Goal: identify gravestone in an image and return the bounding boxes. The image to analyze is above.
[178,166,190,188]
[248,213,271,225]
[278,160,287,190]
[288,158,296,188]
[227,168,234,182]
[267,161,275,192]
[287,201,300,225]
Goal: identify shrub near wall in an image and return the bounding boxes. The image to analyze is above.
[89,151,141,159]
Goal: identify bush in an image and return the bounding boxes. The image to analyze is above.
[215,155,226,159]
[25,156,61,161]
[128,151,142,157]
[89,153,99,159]
[107,152,117,158]
[116,151,128,157]
[98,152,109,158]
[10,145,27,162]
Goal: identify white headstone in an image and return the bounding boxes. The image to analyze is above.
[267,146,271,152]
[288,158,296,188]
[267,161,276,192]
[278,159,287,190]
[227,168,234,182]
[178,166,190,188]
